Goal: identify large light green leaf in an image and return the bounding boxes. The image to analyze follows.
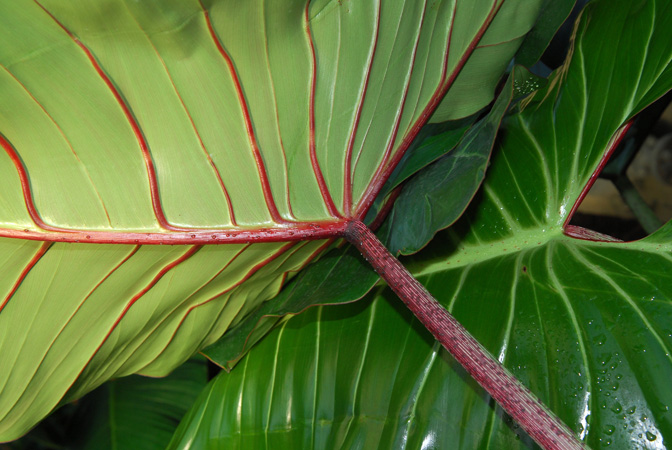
[201,67,538,369]
[168,0,672,448]
[429,0,542,122]
[0,0,544,442]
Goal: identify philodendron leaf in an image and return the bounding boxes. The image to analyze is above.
[513,0,576,67]
[201,242,381,371]
[167,0,672,448]
[387,66,545,255]
[0,0,544,441]
[202,67,545,368]
[68,357,208,450]
[429,0,543,122]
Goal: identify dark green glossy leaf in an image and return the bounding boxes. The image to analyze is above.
[168,1,672,448]
[8,358,207,450]
[0,0,542,440]
[68,358,208,450]
[514,0,576,67]
[201,243,380,370]
[169,227,672,449]
[387,67,544,255]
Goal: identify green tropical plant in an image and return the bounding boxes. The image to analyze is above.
[170,1,672,448]
[2,0,671,449]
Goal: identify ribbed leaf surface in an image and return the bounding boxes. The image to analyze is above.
[0,0,543,441]
[168,1,672,448]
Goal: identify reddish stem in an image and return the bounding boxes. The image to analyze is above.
[343,220,589,450]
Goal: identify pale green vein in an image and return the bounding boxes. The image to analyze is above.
[516,115,554,221]
[310,305,322,450]
[264,318,287,442]
[580,244,668,296]
[483,252,522,449]
[236,352,251,438]
[483,184,523,232]
[528,249,551,411]
[446,265,471,312]
[567,244,672,364]
[545,242,593,438]
[341,291,380,440]
[399,340,439,449]
[181,372,214,450]
[462,214,484,246]
[650,7,672,106]
[569,37,589,202]
[624,1,654,116]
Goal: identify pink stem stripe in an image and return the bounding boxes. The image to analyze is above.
[199,3,288,224]
[354,1,501,219]
[34,1,185,232]
[0,219,348,245]
[162,242,298,359]
[563,121,633,230]
[344,220,588,450]
[343,0,381,215]
[305,2,342,219]
[0,241,51,313]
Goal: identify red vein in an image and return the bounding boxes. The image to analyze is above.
[354,0,503,219]
[214,238,335,369]
[155,241,299,360]
[355,1,427,214]
[0,121,347,242]
[82,245,201,368]
[1,64,112,227]
[261,0,296,221]
[35,0,183,231]
[0,244,141,419]
[199,1,288,224]
[0,241,51,313]
[0,133,62,231]
[305,1,342,218]
[123,10,238,226]
[343,0,381,215]
[0,219,348,245]
[563,121,633,230]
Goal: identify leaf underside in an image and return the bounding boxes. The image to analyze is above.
[0,0,544,441]
[169,0,672,448]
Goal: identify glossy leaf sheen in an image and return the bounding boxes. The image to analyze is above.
[69,357,208,450]
[387,67,544,255]
[202,242,380,370]
[169,1,672,448]
[0,0,539,441]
